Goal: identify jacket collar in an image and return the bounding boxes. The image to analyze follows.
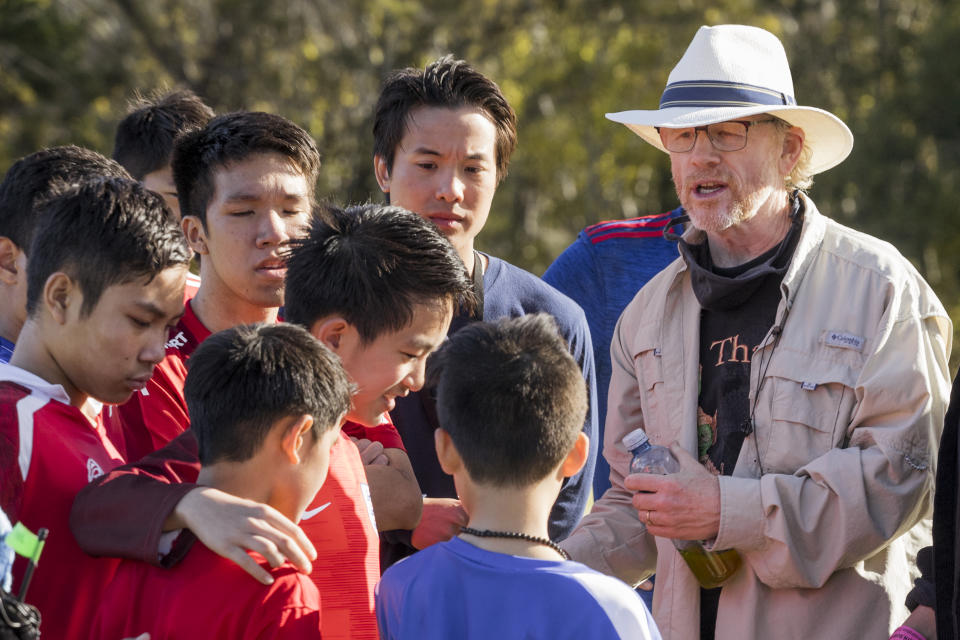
[779,193,826,306]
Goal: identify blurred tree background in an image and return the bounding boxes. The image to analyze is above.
[1,0,959,356]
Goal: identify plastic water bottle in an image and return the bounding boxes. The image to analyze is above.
[624,428,742,589]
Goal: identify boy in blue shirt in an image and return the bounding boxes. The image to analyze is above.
[376,314,660,640]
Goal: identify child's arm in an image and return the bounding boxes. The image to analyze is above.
[70,430,315,585]
[363,447,423,531]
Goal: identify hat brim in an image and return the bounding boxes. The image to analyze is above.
[606,105,853,175]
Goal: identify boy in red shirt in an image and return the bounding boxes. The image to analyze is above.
[0,177,190,640]
[0,146,131,363]
[115,110,319,461]
[92,322,352,639]
[72,202,473,640]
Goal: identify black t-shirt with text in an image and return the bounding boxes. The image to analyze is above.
[681,213,802,640]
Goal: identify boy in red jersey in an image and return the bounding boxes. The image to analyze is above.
[115,110,319,462]
[0,177,190,640]
[72,202,473,640]
[92,322,352,639]
[0,146,131,364]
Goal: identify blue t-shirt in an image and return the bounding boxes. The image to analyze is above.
[0,336,14,365]
[376,536,661,640]
[387,255,598,565]
[543,210,682,498]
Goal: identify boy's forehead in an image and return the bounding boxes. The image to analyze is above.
[97,265,188,315]
[372,298,454,347]
[211,153,310,198]
[399,106,496,154]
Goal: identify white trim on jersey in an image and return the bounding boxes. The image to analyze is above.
[16,394,45,482]
[571,568,662,640]
[0,361,103,421]
[0,362,71,405]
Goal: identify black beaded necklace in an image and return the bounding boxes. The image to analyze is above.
[460,526,570,560]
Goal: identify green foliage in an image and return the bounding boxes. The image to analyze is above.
[2,0,959,361]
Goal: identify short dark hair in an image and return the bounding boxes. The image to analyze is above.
[0,145,131,250]
[186,323,352,465]
[373,55,518,182]
[284,202,474,342]
[112,88,215,180]
[172,111,321,227]
[26,177,191,317]
[431,314,587,487]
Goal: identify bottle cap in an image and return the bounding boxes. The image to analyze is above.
[622,428,649,451]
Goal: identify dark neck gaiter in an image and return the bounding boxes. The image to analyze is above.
[668,193,804,311]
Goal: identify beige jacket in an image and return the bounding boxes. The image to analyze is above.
[563,197,952,640]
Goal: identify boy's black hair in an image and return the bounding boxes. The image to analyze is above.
[0,146,131,251]
[25,177,191,317]
[172,111,321,227]
[430,313,587,487]
[284,202,474,342]
[186,323,352,465]
[112,88,215,180]
[373,55,518,183]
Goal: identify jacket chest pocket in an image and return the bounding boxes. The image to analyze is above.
[759,356,859,474]
[631,325,674,443]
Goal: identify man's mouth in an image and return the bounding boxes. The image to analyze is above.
[695,182,727,195]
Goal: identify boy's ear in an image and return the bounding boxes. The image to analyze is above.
[560,432,589,479]
[0,237,21,286]
[434,428,463,476]
[181,215,208,255]
[280,414,315,465]
[373,155,390,194]
[310,317,350,353]
[43,272,78,324]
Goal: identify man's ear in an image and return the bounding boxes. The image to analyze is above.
[181,215,208,255]
[779,126,806,177]
[434,428,463,476]
[560,432,589,479]
[280,414,315,464]
[310,317,350,353]
[0,237,22,286]
[373,155,391,194]
[42,272,79,325]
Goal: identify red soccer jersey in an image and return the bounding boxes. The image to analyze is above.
[110,299,209,461]
[302,431,380,640]
[90,542,322,640]
[341,417,406,451]
[0,364,124,640]
[78,294,382,639]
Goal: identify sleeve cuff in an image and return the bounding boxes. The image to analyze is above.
[709,475,766,552]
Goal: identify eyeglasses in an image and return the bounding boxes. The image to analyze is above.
[657,119,777,153]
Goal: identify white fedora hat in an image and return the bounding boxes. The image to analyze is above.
[607,24,853,175]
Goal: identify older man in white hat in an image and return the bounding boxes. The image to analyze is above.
[562,24,951,640]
